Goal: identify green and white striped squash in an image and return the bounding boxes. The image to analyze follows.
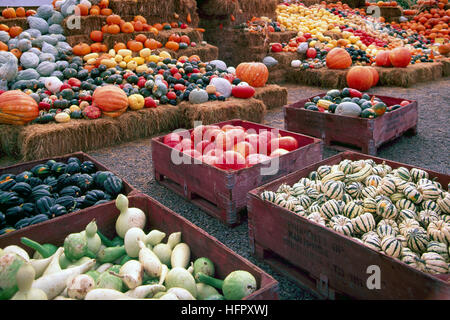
[277,183,292,195]
[404,185,423,204]
[321,170,345,183]
[377,177,397,196]
[418,210,440,228]
[307,212,326,226]
[381,236,402,258]
[352,212,376,234]
[342,193,353,204]
[421,200,441,214]
[397,209,419,222]
[315,194,329,206]
[346,162,372,183]
[420,252,449,274]
[442,215,450,224]
[372,165,386,177]
[297,177,312,188]
[322,180,344,200]
[418,183,440,201]
[309,180,323,193]
[389,192,405,203]
[286,196,301,207]
[378,219,399,233]
[376,199,398,220]
[293,205,307,217]
[426,241,450,261]
[395,167,411,181]
[395,199,416,213]
[363,197,377,213]
[305,187,320,200]
[417,178,434,187]
[297,194,312,209]
[351,160,366,172]
[376,224,397,238]
[308,202,321,214]
[317,165,332,179]
[363,234,381,252]
[362,231,378,241]
[338,159,353,174]
[401,247,420,268]
[437,192,450,214]
[364,159,376,167]
[406,227,429,253]
[410,168,429,183]
[291,183,305,196]
[346,181,364,199]
[361,186,378,199]
[393,177,410,193]
[273,195,287,206]
[396,234,407,247]
[365,175,382,188]
[260,190,277,202]
[399,218,421,237]
[320,199,342,220]
[342,200,365,219]
[329,215,353,236]
[427,220,450,245]
[308,171,319,181]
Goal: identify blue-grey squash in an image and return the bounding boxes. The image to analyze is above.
[262,56,278,68]
[36,5,54,20]
[37,61,57,77]
[16,69,40,81]
[0,31,10,43]
[48,24,64,35]
[335,102,362,117]
[27,16,49,35]
[17,39,32,52]
[189,88,209,104]
[39,53,56,63]
[20,52,40,69]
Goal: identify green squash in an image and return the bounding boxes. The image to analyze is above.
[361,108,377,119]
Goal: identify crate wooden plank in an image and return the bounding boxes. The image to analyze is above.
[284,93,418,155]
[0,151,139,238]
[247,151,450,300]
[0,193,279,300]
[152,119,323,226]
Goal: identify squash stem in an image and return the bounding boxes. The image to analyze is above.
[96,230,115,247]
[20,237,56,258]
[196,272,224,290]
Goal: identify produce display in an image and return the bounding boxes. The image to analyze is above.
[0,157,124,235]
[162,123,301,170]
[233,16,286,33]
[270,1,448,69]
[302,88,411,118]
[259,158,450,275]
[0,194,258,300]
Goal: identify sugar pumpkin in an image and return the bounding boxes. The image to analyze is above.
[235,62,269,87]
[326,47,352,69]
[0,90,39,125]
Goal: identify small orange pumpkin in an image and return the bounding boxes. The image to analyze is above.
[106,24,120,34]
[73,42,91,56]
[2,8,16,19]
[15,7,26,17]
[9,26,23,38]
[10,48,22,58]
[90,30,103,42]
[134,15,147,24]
[0,41,8,51]
[326,47,352,69]
[25,10,36,17]
[90,7,100,15]
[235,62,269,87]
[76,4,89,16]
[165,41,179,51]
[114,42,127,52]
[121,22,134,33]
[144,38,160,50]
[135,34,148,43]
[107,14,121,25]
[127,40,143,52]
[91,42,108,53]
[100,8,112,16]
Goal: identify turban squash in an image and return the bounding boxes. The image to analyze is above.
[0,90,39,125]
[92,85,128,117]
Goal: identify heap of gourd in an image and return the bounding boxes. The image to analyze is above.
[260,158,450,275]
[0,194,258,300]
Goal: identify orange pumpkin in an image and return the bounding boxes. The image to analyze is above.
[99,0,110,8]
[91,42,108,53]
[9,26,23,38]
[114,42,127,52]
[90,8,100,15]
[76,4,89,16]
[121,22,134,33]
[165,41,179,51]
[0,24,9,32]
[169,33,181,43]
[100,8,112,16]
[0,90,39,125]
[15,7,26,17]
[389,47,411,68]
[127,40,143,52]
[25,10,36,17]
[107,14,121,25]
[438,43,450,55]
[135,34,148,43]
[367,66,379,87]
[153,23,163,31]
[346,66,374,91]
[106,24,120,34]
[325,47,352,69]
[134,15,147,24]
[92,85,128,117]
[73,43,91,56]
[101,24,109,33]
[10,48,22,58]
[134,21,144,32]
[144,38,161,50]
[90,30,103,42]
[235,62,269,87]
[2,8,16,19]
[0,41,8,51]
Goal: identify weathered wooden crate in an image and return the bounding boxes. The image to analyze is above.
[247,151,450,300]
[284,94,418,155]
[0,151,139,238]
[152,119,323,227]
[0,193,279,300]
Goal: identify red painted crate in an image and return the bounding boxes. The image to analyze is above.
[247,151,450,300]
[284,94,418,155]
[0,151,139,238]
[152,119,323,227]
[0,193,279,300]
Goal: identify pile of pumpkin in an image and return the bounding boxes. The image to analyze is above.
[259,158,450,275]
[233,16,286,33]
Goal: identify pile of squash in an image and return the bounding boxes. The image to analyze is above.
[260,158,450,275]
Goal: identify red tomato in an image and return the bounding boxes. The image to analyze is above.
[269,136,299,153]
[67,78,81,87]
[306,48,317,59]
[166,91,177,100]
[144,97,157,108]
[214,151,247,171]
[270,148,290,157]
[245,154,271,167]
[233,141,256,159]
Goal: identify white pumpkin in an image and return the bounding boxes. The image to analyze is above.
[209,60,227,71]
[44,76,63,94]
[291,60,302,68]
[210,77,232,98]
[227,66,236,74]
[335,102,362,117]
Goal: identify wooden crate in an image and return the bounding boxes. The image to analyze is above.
[0,193,279,300]
[152,119,323,227]
[0,151,139,237]
[284,94,418,155]
[247,151,450,300]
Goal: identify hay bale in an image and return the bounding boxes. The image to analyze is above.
[0,17,28,30]
[0,124,22,158]
[197,0,239,17]
[267,65,287,83]
[179,98,267,128]
[286,68,348,88]
[269,52,299,67]
[66,34,90,47]
[254,84,288,109]
[375,62,443,87]
[438,58,450,77]
[109,0,199,27]
[18,118,120,161]
[115,105,183,141]
[235,0,278,23]
[63,16,107,36]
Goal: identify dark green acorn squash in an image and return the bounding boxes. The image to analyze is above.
[5,206,26,225]
[36,196,55,216]
[48,204,67,218]
[57,173,72,188]
[80,161,96,174]
[67,157,81,165]
[55,196,76,211]
[11,182,32,197]
[83,189,106,207]
[59,185,81,198]
[94,171,114,188]
[65,162,80,174]
[0,192,24,207]
[0,179,16,191]
[77,174,94,192]
[15,171,33,183]
[103,175,123,195]
[28,177,43,188]
[31,164,51,178]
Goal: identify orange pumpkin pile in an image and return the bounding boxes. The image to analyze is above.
[1,7,35,19]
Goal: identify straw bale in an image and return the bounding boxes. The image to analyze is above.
[254,84,288,109]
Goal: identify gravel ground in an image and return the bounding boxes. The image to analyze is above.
[1,78,449,299]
